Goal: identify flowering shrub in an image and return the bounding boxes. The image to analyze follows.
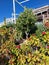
[0,30,49,65]
[40,31,49,46]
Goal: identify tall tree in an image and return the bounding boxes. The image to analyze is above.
[16,8,37,39]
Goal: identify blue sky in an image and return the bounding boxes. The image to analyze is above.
[0,0,49,22]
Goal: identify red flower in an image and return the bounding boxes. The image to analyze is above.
[42,31,46,35]
[16,45,20,49]
[47,46,49,48]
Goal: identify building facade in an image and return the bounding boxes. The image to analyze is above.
[33,5,49,23]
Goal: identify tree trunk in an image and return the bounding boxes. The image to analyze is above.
[25,32,29,39]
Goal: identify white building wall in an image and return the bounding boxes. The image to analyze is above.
[6,18,14,24]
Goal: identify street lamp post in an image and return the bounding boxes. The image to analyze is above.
[12,0,29,24]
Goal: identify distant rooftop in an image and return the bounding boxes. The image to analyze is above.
[33,5,49,14]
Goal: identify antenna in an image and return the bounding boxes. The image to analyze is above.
[12,0,29,24]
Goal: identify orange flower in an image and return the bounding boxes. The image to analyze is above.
[45,22,49,27]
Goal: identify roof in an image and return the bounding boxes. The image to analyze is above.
[33,5,49,14]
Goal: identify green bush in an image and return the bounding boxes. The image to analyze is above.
[35,22,46,37]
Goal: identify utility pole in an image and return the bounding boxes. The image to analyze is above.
[12,0,29,24]
[13,0,16,23]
